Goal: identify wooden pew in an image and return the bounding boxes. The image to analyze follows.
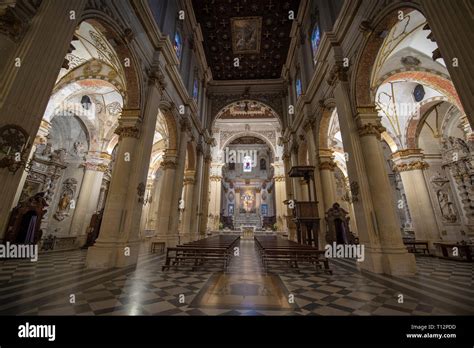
[255,236,332,274]
[162,235,240,272]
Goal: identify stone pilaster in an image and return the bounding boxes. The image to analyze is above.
[208,163,223,230]
[180,170,196,243]
[392,149,440,249]
[198,155,211,237]
[355,107,416,275]
[154,152,179,246]
[70,154,110,245]
[272,161,288,233]
[318,149,338,214]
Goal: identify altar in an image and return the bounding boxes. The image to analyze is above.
[241,226,255,239]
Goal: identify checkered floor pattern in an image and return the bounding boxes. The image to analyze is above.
[0,240,472,315]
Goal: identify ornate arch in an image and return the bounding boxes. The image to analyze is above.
[220,131,276,156]
[157,100,179,151]
[352,1,424,109]
[211,94,284,126]
[78,14,142,110]
[405,96,451,148]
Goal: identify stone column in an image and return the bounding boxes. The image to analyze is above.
[180,170,195,243]
[145,170,163,230]
[392,149,440,248]
[355,107,416,274]
[208,163,223,230]
[0,0,87,236]
[154,151,179,245]
[283,153,297,241]
[86,111,142,268]
[318,149,338,213]
[420,0,474,128]
[329,60,416,275]
[167,123,189,245]
[69,157,109,245]
[198,155,211,237]
[86,78,162,268]
[272,161,288,233]
[190,148,204,240]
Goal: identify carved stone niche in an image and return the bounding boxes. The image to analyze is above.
[4,192,48,244]
[53,178,78,221]
[430,172,458,223]
[325,203,357,244]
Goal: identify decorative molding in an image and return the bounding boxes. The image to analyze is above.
[393,161,429,172]
[160,158,177,170]
[319,160,337,171]
[357,123,386,139]
[326,63,348,86]
[114,126,140,139]
[83,162,109,172]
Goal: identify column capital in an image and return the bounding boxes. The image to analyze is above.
[392,149,429,171]
[356,108,386,139]
[83,162,109,172]
[160,157,178,170]
[209,175,222,182]
[319,160,337,171]
[115,110,141,139]
[327,62,349,86]
[393,160,429,172]
[273,175,286,182]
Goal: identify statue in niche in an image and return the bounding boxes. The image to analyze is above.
[54,178,77,221]
[73,141,85,156]
[51,148,66,163]
[437,190,457,223]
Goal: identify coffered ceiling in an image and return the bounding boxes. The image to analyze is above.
[192,0,300,81]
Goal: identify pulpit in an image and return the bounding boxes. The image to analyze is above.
[288,166,320,247]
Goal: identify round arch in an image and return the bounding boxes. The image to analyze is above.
[220,131,276,156]
[213,99,283,128]
[405,96,453,148]
[352,1,424,109]
[157,100,179,151]
[77,15,142,110]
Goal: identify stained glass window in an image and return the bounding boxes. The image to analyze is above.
[174,30,183,61]
[193,76,199,102]
[311,24,321,64]
[296,74,303,98]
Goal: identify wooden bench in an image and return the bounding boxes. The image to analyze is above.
[403,239,430,255]
[255,236,332,274]
[162,235,240,272]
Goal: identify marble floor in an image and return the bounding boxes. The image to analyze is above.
[0,239,473,316]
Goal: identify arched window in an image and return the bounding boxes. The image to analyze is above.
[311,23,321,64]
[295,71,303,99]
[260,158,266,170]
[174,30,183,61]
[193,75,199,102]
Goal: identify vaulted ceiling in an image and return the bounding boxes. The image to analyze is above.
[192,0,300,81]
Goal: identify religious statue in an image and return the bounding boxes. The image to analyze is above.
[437,190,457,222]
[53,178,77,221]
